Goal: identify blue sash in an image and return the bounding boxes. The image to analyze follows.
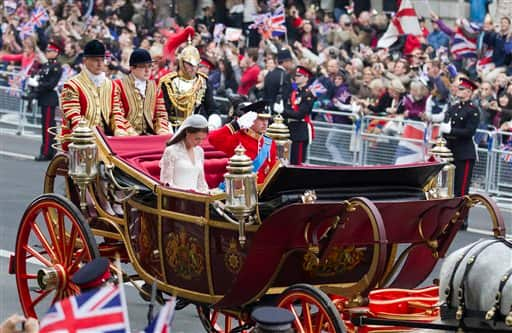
[218,136,272,190]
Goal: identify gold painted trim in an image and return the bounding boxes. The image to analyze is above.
[158,184,166,288]
[90,228,123,240]
[128,198,207,225]
[204,224,214,295]
[467,194,504,237]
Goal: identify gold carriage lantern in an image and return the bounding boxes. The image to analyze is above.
[68,118,98,211]
[266,114,291,164]
[430,138,455,198]
[224,145,258,246]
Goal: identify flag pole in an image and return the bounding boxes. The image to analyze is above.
[115,253,131,333]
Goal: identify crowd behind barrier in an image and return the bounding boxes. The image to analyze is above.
[3,90,512,204]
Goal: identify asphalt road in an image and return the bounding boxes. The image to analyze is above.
[0,132,510,332]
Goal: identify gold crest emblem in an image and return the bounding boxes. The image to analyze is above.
[165,228,204,280]
[224,238,244,274]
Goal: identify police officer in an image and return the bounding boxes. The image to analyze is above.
[264,48,294,113]
[283,65,315,165]
[440,77,479,204]
[30,41,63,161]
[251,306,295,333]
[71,257,112,292]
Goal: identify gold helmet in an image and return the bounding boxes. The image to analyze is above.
[178,36,200,68]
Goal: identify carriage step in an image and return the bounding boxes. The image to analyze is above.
[8,254,15,274]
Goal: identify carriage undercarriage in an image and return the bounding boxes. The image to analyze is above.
[9,127,510,332]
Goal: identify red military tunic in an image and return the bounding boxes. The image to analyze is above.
[115,74,169,135]
[60,70,132,136]
[208,122,278,184]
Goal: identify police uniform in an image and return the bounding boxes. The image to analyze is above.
[34,42,63,161]
[157,35,217,128]
[442,78,480,197]
[263,49,293,112]
[71,257,111,292]
[284,66,315,165]
[208,101,278,184]
[60,40,135,139]
[115,49,169,135]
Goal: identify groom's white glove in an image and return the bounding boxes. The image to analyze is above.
[237,111,258,129]
[27,77,39,87]
[440,122,452,134]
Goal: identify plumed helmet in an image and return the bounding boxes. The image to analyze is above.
[178,36,200,67]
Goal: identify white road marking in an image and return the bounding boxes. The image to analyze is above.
[0,150,35,160]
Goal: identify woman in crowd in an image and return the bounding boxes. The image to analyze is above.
[160,114,209,193]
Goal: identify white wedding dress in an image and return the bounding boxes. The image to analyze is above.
[159,141,209,193]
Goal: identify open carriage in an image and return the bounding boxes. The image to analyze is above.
[9,121,506,332]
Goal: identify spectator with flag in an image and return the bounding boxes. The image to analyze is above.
[283,65,316,164]
[480,16,512,81]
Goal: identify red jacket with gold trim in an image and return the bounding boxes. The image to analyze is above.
[208,122,277,184]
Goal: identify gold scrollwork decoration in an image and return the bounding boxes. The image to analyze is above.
[165,227,204,280]
[303,246,366,277]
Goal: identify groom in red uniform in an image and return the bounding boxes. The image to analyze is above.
[208,101,277,184]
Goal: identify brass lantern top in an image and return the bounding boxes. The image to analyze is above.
[226,145,254,175]
[71,118,96,145]
[431,138,454,162]
[266,114,290,142]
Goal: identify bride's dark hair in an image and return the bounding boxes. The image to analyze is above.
[166,127,209,146]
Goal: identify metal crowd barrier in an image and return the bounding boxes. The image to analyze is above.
[307,110,512,201]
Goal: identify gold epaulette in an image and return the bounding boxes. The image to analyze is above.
[197,71,208,80]
[159,71,179,86]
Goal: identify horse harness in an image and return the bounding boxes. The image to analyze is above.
[442,237,512,327]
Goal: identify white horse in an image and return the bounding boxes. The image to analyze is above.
[439,238,512,326]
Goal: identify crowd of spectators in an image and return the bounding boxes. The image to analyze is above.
[1,0,512,142]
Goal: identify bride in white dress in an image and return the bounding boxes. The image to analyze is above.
[159,115,209,193]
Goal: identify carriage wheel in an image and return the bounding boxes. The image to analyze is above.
[196,305,250,333]
[43,154,76,200]
[15,194,99,318]
[277,284,347,333]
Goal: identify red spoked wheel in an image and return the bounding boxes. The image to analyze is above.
[196,305,250,333]
[277,284,347,333]
[15,194,99,318]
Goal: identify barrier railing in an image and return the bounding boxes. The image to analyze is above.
[2,87,511,202]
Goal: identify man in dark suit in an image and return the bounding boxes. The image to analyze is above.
[30,41,63,161]
[440,77,480,201]
[264,48,294,113]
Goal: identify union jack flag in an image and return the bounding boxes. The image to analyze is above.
[394,123,427,164]
[309,79,327,97]
[503,144,512,164]
[30,6,49,28]
[269,6,286,36]
[267,0,282,9]
[249,12,271,30]
[39,285,130,333]
[19,22,35,40]
[143,298,177,333]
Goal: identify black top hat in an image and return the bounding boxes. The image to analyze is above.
[251,307,294,331]
[129,48,153,66]
[71,257,111,290]
[238,100,271,118]
[83,39,106,58]
[277,48,292,63]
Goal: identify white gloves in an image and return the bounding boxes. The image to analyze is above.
[237,111,258,129]
[273,100,284,114]
[27,77,39,87]
[440,122,452,134]
[208,114,222,130]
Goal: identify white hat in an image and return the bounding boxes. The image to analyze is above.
[167,114,208,146]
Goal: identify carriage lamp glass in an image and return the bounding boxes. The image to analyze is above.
[266,114,291,165]
[68,118,98,210]
[430,138,455,198]
[224,145,257,246]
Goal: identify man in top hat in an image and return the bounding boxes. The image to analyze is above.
[114,48,169,135]
[158,29,217,128]
[440,77,480,216]
[28,40,64,161]
[283,65,316,165]
[60,39,135,138]
[71,257,111,292]
[264,48,294,113]
[208,101,277,184]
